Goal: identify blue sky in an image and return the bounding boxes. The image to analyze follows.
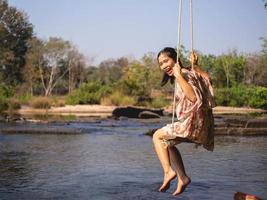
[8,0,267,64]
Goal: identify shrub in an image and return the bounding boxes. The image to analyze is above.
[214,86,267,109]
[15,92,33,105]
[7,98,21,110]
[30,97,52,109]
[53,99,65,107]
[50,96,65,107]
[0,85,14,113]
[149,97,170,108]
[0,84,13,101]
[101,91,136,106]
[228,86,249,107]
[247,87,267,109]
[65,82,112,105]
[0,99,8,113]
[214,88,230,106]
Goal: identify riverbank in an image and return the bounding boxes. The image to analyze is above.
[17,105,267,118]
[0,105,266,136]
[18,105,117,118]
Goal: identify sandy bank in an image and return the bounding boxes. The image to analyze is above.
[212,106,266,114]
[18,105,117,117]
[18,105,266,117]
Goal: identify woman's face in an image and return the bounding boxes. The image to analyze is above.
[158,53,175,76]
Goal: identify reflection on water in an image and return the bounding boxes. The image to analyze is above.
[0,119,267,200]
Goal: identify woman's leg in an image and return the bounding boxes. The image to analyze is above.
[168,139,191,196]
[153,129,176,192]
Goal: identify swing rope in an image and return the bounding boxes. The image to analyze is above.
[171,0,194,132]
[190,0,194,70]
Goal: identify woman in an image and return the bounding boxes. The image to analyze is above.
[153,47,215,196]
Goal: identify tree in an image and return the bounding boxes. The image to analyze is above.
[120,60,150,97]
[263,0,267,9]
[95,57,128,85]
[24,37,44,95]
[244,55,267,86]
[39,37,72,96]
[214,50,245,88]
[24,37,88,96]
[67,47,87,93]
[244,38,267,87]
[0,0,33,85]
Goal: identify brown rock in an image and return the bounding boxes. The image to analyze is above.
[112,106,164,118]
[138,111,161,119]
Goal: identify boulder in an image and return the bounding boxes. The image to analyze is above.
[138,111,161,119]
[112,106,164,118]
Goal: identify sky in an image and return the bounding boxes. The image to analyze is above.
[8,0,267,65]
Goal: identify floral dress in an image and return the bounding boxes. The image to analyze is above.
[161,68,215,151]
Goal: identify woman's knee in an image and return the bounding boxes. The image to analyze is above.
[153,129,163,141]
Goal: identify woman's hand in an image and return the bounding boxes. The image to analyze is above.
[190,51,198,65]
[173,63,182,77]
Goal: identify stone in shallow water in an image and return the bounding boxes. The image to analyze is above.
[138,111,161,119]
[112,106,163,118]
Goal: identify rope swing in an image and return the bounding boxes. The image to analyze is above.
[190,0,194,69]
[171,0,194,132]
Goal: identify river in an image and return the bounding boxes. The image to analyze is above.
[0,118,266,199]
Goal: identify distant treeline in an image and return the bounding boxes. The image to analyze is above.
[0,0,266,110]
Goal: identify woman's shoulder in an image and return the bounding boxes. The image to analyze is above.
[181,68,191,75]
[181,68,192,80]
[199,71,211,80]
[194,67,211,81]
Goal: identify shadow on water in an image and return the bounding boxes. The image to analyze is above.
[0,151,32,190]
[96,181,194,200]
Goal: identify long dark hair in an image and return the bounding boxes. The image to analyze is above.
[157,47,183,86]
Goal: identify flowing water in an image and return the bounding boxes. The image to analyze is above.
[0,119,266,200]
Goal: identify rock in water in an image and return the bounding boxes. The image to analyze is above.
[138,111,160,119]
[112,106,164,118]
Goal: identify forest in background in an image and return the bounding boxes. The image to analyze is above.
[1,0,267,113]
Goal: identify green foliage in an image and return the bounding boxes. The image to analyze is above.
[0,84,13,113]
[247,86,267,109]
[65,82,112,105]
[119,57,162,97]
[120,61,150,96]
[101,91,136,106]
[215,86,267,109]
[214,88,229,106]
[0,0,33,85]
[92,57,128,84]
[215,86,249,107]
[15,92,32,105]
[213,51,246,88]
[149,97,170,108]
[0,84,14,100]
[1,1,266,110]
[199,54,216,74]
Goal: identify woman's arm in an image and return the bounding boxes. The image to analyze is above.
[173,64,197,102]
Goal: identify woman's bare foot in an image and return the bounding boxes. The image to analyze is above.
[159,169,177,192]
[172,176,191,196]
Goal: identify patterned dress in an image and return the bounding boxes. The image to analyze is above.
[161,68,215,151]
